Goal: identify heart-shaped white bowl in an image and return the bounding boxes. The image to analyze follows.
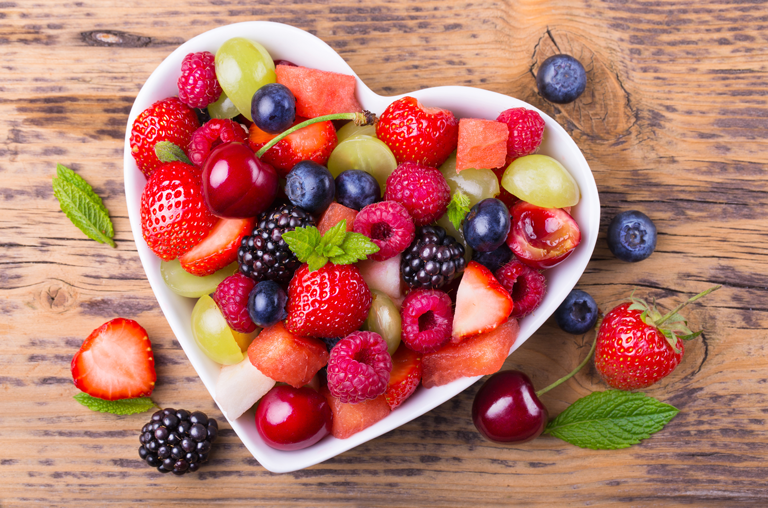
[124,21,600,473]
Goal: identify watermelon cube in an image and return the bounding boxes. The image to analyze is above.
[321,386,391,439]
[456,119,509,172]
[317,202,358,235]
[276,65,362,119]
[247,322,329,388]
[422,318,519,388]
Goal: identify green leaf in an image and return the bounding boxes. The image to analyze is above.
[74,393,157,415]
[321,244,345,258]
[282,226,321,262]
[307,252,328,272]
[53,165,116,247]
[446,191,472,230]
[155,141,192,165]
[544,390,679,449]
[322,219,348,248]
[330,232,380,265]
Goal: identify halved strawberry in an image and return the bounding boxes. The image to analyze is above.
[452,261,514,341]
[71,318,156,401]
[247,118,337,178]
[179,217,255,276]
[385,343,422,409]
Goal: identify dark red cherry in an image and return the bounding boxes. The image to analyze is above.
[202,142,278,218]
[506,201,580,270]
[255,385,332,451]
[472,370,548,443]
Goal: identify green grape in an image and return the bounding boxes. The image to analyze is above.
[191,295,246,365]
[439,153,499,206]
[207,90,240,119]
[363,290,401,356]
[437,214,472,263]
[326,135,398,190]
[215,37,276,121]
[336,122,376,143]
[161,260,237,298]
[501,154,580,208]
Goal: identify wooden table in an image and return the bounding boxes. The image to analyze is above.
[2,0,765,505]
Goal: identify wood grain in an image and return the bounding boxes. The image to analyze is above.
[2,0,767,506]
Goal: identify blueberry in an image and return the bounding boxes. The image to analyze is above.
[251,83,296,134]
[248,280,288,327]
[555,289,599,334]
[536,54,587,104]
[463,198,511,252]
[472,242,513,273]
[607,210,657,262]
[285,161,335,214]
[335,170,380,211]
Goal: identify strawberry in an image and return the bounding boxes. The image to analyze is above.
[452,261,514,341]
[285,263,372,339]
[385,343,422,409]
[71,318,156,401]
[140,162,216,261]
[130,96,200,178]
[179,217,255,276]
[247,118,337,178]
[594,287,720,390]
[376,96,459,167]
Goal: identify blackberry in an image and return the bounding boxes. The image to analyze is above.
[138,408,217,476]
[238,202,315,284]
[401,226,466,289]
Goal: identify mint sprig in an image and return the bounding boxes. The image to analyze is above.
[155,141,192,165]
[52,164,116,247]
[447,191,471,230]
[282,219,379,271]
[544,390,679,449]
[74,392,157,415]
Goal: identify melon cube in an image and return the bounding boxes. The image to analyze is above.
[321,386,391,439]
[456,119,509,172]
[247,322,329,388]
[357,253,403,303]
[422,318,519,388]
[276,65,362,119]
[317,202,358,235]
[215,357,275,420]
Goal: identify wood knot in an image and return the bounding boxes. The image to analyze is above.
[41,281,76,313]
[81,30,151,48]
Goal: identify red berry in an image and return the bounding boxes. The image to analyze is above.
[376,96,458,167]
[179,217,254,276]
[212,273,257,333]
[177,51,222,109]
[401,289,453,353]
[327,331,392,403]
[130,97,200,178]
[285,264,372,339]
[385,343,422,409]
[247,118,337,178]
[495,108,546,162]
[494,259,547,319]
[255,385,332,451]
[140,162,216,260]
[188,119,248,167]
[384,162,451,227]
[353,201,415,261]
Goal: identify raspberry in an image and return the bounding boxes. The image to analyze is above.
[353,201,415,261]
[177,52,222,109]
[188,119,248,167]
[327,331,392,403]
[494,259,547,319]
[401,289,453,353]
[212,273,257,333]
[384,162,451,227]
[495,108,546,162]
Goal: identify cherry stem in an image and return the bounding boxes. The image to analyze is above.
[255,111,377,158]
[655,285,721,327]
[535,332,598,398]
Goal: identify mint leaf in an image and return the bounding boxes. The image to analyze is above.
[330,232,380,265]
[321,244,345,258]
[53,165,116,247]
[544,390,679,449]
[155,141,192,165]
[282,226,321,262]
[307,252,328,272]
[447,191,471,230]
[74,392,157,415]
[322,219,348,248]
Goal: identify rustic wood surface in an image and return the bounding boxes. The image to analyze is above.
[1,0,766,506]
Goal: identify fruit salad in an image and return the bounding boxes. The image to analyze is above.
[129,34,583,453]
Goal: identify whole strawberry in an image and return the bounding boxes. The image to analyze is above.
[376,96,458,167]
[286,263,372,339]
[140,161,216,260]
[595,286,720,390]
[130,97,200,178]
